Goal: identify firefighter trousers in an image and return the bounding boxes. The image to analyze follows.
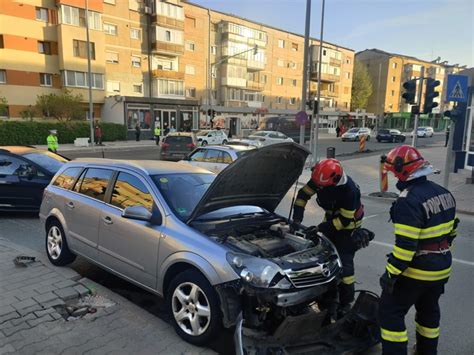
[379,278,445,355]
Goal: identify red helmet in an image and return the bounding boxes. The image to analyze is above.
[384,145,425,181]
[311,159,343,187]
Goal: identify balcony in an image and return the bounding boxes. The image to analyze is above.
[152,69,185,80]
[152,15,184,30]
[318,89,339,98]
[310,72,340,82]
[151,42,184,56]
[247,59,265,71]
[329,58,342,67]
[221,77,247,88]
[247,80,264,91]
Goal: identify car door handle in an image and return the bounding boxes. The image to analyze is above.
[102,216,113,225]
[66,202,75,209]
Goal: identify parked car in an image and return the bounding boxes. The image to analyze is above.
[180,145,255,174]
[410,126,434,138]
[225,139,263,148]
[0,146,68,212]
[40,143,345,347]
[376,129,406,143]
[247,130,294,146]
[196,129,228,146]
[160,132,197,161]
[341,127,372,142]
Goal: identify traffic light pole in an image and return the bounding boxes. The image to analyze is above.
[412,66,424,148]
[299,0,311,146]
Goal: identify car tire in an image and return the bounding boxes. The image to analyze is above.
[45,220,76,266]
[166,269,222,346]
[201,141,208,147]
[376,138,381,143]
[222,139,228,145]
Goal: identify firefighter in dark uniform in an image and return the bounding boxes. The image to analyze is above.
[292,158,364,319]
[379,145,459,355]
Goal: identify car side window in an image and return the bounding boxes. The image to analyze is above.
[52,167,82,190]
[0,155,25,176]
[277,132,287,139]
[78,168,113,202]
[269,133,279,139]
[111,172,154,212]
[204,149,220,163]
[189,149,207,162]
[73,169,86,193]
[218,152,233,164]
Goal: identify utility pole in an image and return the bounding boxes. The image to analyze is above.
[412,66,424,148]
[312,0,325,164]
[299,0,311,145]
[443,121,455,188]
[85,0,94,146]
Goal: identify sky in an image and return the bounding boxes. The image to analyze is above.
[192,0,474,67]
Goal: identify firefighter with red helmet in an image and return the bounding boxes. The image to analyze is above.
[292,158,365,320]
[379,145,458,355]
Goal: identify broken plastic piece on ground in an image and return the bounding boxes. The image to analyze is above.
[13,255,36,267]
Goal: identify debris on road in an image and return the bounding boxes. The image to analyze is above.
[13,255,36,267]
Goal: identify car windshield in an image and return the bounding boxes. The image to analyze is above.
[22,152,68,174]
[152,173,215,221]
[348,128,359,133]
[379,129,390,134]
[236,150,254,157]
[197,130,210,136]
[417,128,426,131]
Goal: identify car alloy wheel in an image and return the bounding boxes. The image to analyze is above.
[172,282,211,337]
[45,221,76,266]
[222,139,228,145]
[47,226,63,260]
[202,141,208,146]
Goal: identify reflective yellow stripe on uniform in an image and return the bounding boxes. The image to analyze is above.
[381,328,408,343]
[302,185,316,196]
[394,223,421,239]
[332,218,362,231]
[416,322,440,339]
[419,220,455,240]
[386,262,402,276]
[333,217,344,230]
[402,267,451,281]
[342,275,355,285]
[295,199,307,208]
[392,245,416,261]
[339,208,356,219]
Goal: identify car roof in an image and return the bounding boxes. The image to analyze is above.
[166,132,194,137]
[0,146,40,155]
[200,145,253,152]
[66,158,213,176]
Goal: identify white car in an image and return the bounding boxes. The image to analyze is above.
[225,139,263,148]
[247,131,294,146]
[341,127,372,142]
[411,127,434,138]
[196,129,228,146]
[180,145,256,173]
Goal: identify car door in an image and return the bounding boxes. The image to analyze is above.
[98,171,161,288]
[64,168,113,259]
[200,149,221,173]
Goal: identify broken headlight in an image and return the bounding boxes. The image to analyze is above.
[226,252,292,289]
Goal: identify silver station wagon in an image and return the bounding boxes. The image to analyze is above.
[40,143,377,351]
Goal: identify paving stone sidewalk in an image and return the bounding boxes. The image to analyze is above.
[0,238,214,355]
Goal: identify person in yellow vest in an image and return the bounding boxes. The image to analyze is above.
[154,124,161,145]
[47,130,59,153]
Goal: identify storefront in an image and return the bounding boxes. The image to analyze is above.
[102,96,199,140]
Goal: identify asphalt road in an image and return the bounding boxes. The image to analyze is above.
[1,192,472,354]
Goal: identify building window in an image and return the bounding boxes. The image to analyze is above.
[211,46,217,55]
[276,96,283,104]
[290,97,296,105]
[277,59,284,67]
[130,28,141,40]
[104,0,116,4]
[185,65,195,75]
[391,90,395,96]
[278,39,285,48]
[164,30,171,41]
[391,76,396,82]
[186,87,196,98]
[39,73,53,87]
[0,70,6,84]
[291,43,298,51]
[346,58,351,64]
[323,49,327,56]
[345,72,350,79]
[277,77,283,85]
[106,81,120,93]
[155,1,184,20]
[105,51,119,64]
[131,56,141,68]
[133,83,143,93]
[155,58,174,71]
[61,5,101,30]
[36,7,49,22]
[73,40,95,60]
[157,79,184,97]
[63,70,104,89]
[344,102,349,109]
[186,41,195,51]
[104,23,118,35]
[261,74,267,84]
[388,103,393,109]
[288,61,296,69]
[292,79,297,87]
[392,63,397,69]
[37,41,51,54]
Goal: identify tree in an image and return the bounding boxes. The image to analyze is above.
[20,105,36,121]
[351,60,373,111]
[36,90,85,121]
[0,96,8,117]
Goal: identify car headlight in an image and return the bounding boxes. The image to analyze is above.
[226,252,291,289]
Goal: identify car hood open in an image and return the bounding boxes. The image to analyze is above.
[187,142,309,223]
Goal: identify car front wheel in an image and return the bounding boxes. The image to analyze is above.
[166,269,222,346]
[222,139,228,145]
[201,140,208,146]
[46,220,76,266]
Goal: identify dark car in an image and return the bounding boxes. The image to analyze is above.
[376,129,406,143]
[160,132,197,161]
[0,146,68,211]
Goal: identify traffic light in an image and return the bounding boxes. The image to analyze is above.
[207,109,216,117]
[423,78,441,114]
[443,108,461,122]
[306,100,319,115]
[253,45,258,55]
[306,100,313,110]
[402,79,417,104]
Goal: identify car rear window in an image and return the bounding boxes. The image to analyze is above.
[52,167,82,190]
[23,152,67,174]
[165,136,193,144]
[379,129,389,134]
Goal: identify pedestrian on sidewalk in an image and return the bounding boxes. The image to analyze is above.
[135,123,141,142]
[379,145,458,355]
[95,123,103,146]
[154,124,161,145]
[445,126,450,147]
[47,129,59,153]
[336,124,341,137]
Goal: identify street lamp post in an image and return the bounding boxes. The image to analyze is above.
[85,0,94,146]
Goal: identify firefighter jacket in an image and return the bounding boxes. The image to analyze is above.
[386,176,458,285]
[293,175,363,236]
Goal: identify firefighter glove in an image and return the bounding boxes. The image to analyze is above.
[352,228,374,250]
[379,271,397,294]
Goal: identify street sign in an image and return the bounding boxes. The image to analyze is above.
[295,110,308,125]
[446,74,468,102]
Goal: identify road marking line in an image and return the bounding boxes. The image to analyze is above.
[363,214,381,220]
[371,240,474,267]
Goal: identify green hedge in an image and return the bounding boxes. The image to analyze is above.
[0,121,126,146]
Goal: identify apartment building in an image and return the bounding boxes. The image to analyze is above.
[356,49,466,130]
[0,0,354,139]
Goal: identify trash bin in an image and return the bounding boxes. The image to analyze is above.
[327,147,336,158]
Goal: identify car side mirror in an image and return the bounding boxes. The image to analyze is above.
[122,206,153,222]
[208,134,212,137]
